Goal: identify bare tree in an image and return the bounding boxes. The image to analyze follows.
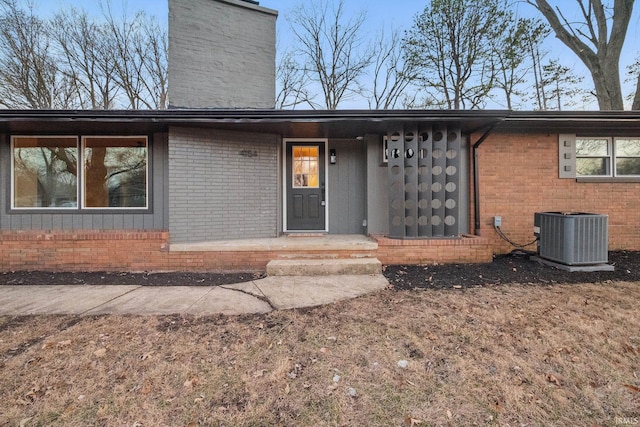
[102,3,147,109]
[541,59,586,110]
[493,18,549,110]
[404,0,510,109]
[50,7,118,109]
[628,58,640,110]
[92,1,167,109]
[136,15,168,109]
[530,0,635,110]
[0,0,167,110]
[0,0,66,108]
[289,0,373,109]
[368,29,417,109]
[528,27,551,110]
[275,50,314,109]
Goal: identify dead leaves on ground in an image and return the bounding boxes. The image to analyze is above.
[546,372,566,386]
[41,339,72,350]
[183,376,200,388]
[405,415,423,426]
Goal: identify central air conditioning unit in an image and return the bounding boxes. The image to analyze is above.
[533,212,609,266]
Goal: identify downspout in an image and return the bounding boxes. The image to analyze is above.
[472,122,502,235]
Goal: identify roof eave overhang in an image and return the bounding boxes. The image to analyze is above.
[0,109,638,137]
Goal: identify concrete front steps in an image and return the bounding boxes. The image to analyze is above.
[266,257,382,276]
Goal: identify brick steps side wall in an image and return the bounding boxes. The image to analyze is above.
[374,235,492,265]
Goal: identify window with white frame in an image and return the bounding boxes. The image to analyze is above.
[83,136,148,208]
[576,137,640,177]
[12,136,79,208]
[11,135,148,210]
[576,137,611,176]
[614,138,640,176]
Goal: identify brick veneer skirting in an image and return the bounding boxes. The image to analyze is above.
[0,230,493,272]
[373,235,492,265]
[0,230,171,272]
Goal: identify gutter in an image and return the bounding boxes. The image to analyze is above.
[472,121,503,235]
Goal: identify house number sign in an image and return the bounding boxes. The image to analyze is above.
[239,150,258,157]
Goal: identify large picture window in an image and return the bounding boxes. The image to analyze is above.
[12,136,78,208]
[11,135,148,210]
[576,137,640,177]
[83,137,148,208]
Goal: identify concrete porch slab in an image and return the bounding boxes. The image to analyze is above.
[170,234,378,252]
[531,256,615,272]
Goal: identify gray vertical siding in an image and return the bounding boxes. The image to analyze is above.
[328,139,367,234]
[0,132,168,231]
[168,127,279,243]
[366,134,390,235]
[168,0,277,109]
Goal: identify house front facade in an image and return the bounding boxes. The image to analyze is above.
[0,0,639,272]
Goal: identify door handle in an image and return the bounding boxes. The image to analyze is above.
[321,182,326,206]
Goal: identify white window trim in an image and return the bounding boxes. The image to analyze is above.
[576,136,612,178]
[81,135,149,210]
[10,135,80,210]
[10,134,149,211]
[382,135,388,164]
[613,137,640,178]
[573,136,640,178]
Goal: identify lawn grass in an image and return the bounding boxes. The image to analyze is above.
[1,281,639,426]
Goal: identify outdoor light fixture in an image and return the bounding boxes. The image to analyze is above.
[330,149,337,164]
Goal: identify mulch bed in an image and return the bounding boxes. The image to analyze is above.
[0,251,638,289]
[0,271,266,287]
[385,250,640,290]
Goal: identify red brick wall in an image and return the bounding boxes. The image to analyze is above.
[473,133,640,254]
[374,235,493,265]
[0,230,171,272]
[0,230,493,271]
[0,230,382,272]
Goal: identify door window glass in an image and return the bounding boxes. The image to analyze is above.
[293,146,319,188]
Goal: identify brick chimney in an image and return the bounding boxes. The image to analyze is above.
[168,0,278,109]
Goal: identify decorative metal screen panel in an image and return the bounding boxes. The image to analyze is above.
[387,125,461,238]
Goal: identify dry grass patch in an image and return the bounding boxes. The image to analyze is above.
[0,281,639,426]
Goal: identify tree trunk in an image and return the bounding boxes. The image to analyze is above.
[633,73,640,110]
[533,0,633,110]
[85,147,108,207]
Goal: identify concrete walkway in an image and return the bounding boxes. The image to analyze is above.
[0,274,390,316]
